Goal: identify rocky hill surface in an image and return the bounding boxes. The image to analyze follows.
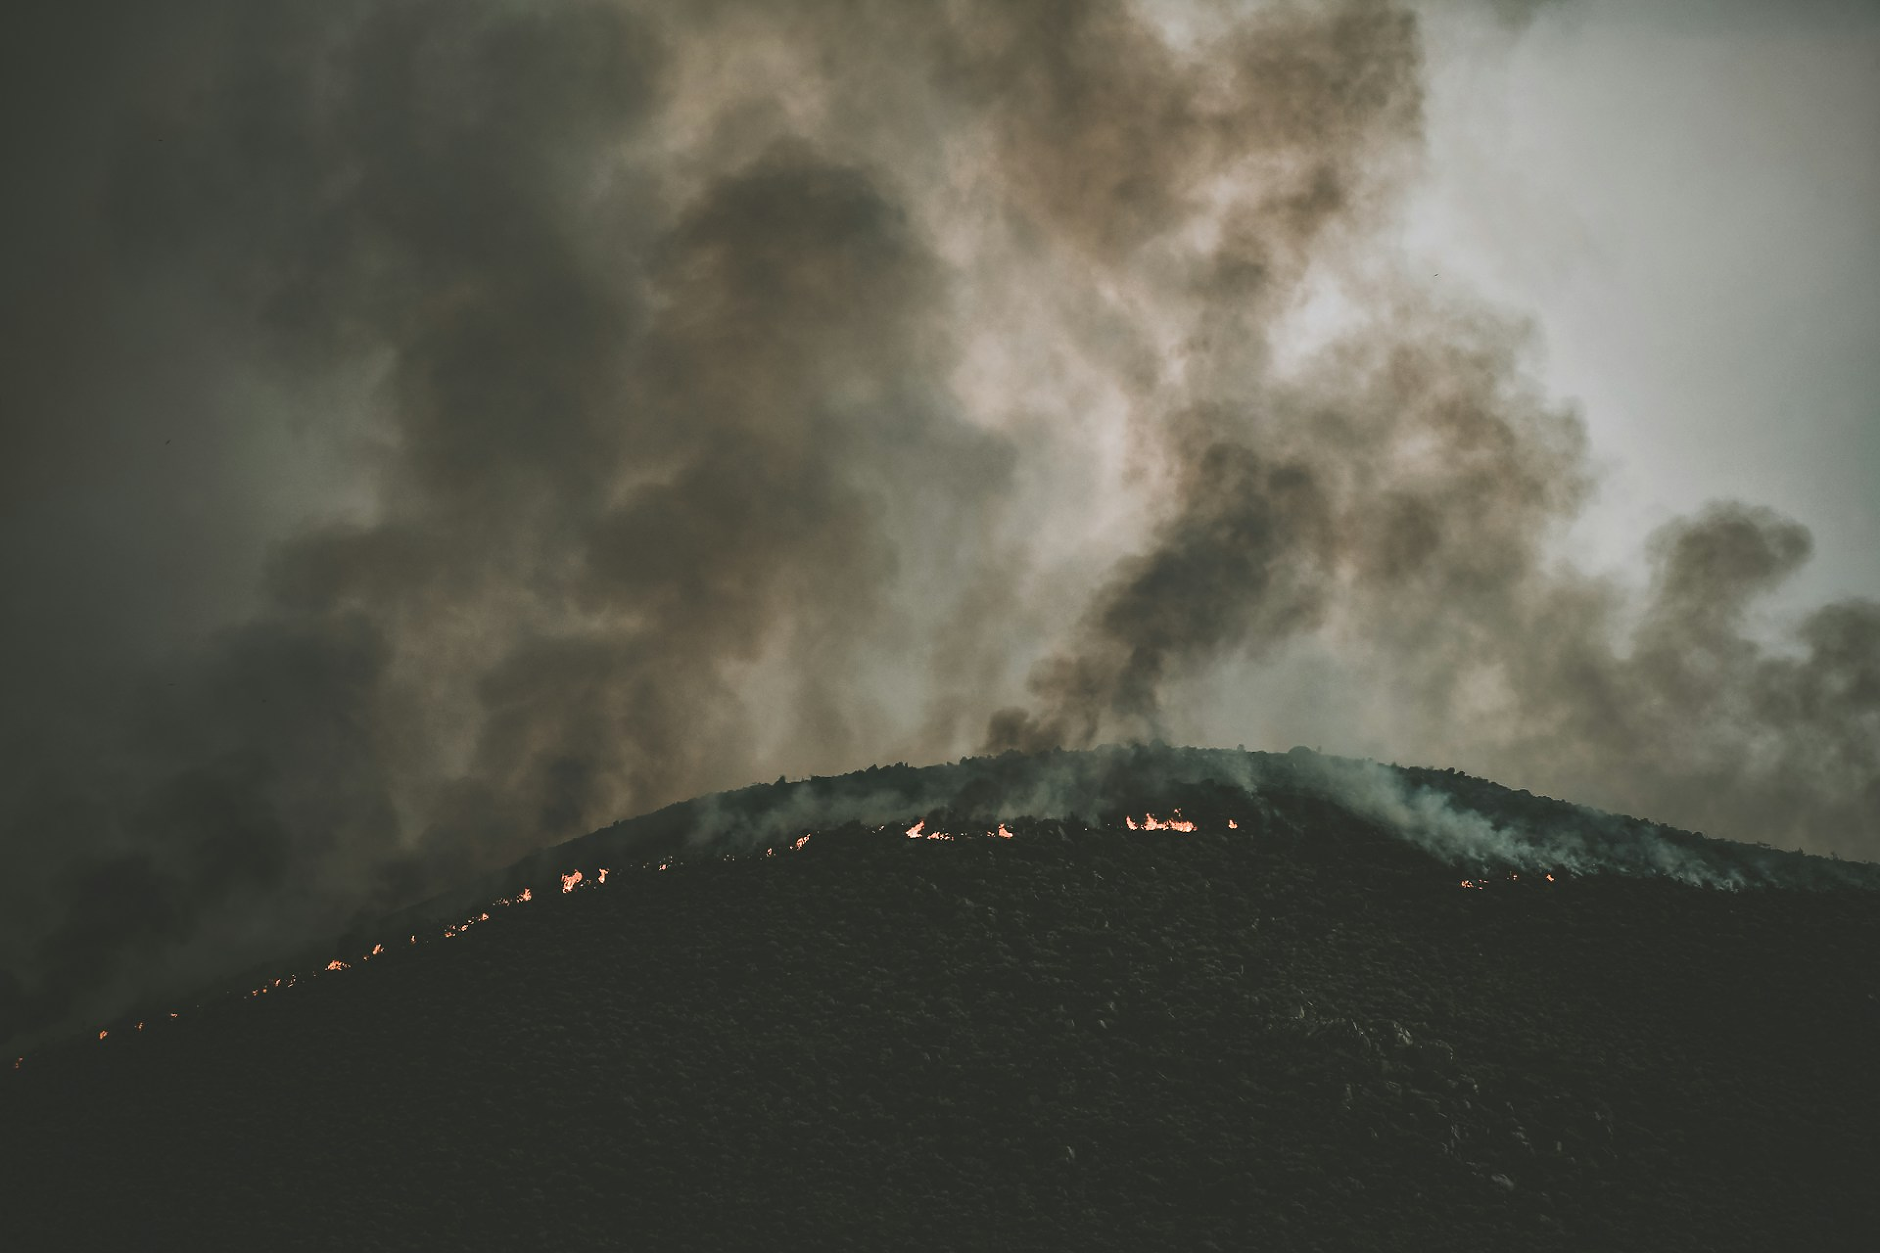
[4,747,1876,1250]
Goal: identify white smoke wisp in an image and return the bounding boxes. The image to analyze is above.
[655,746,1873,892]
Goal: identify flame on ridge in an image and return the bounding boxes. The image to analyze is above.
[1127,810,1197,832]
[1459,872,1561,890]
[38,796,1544,1068]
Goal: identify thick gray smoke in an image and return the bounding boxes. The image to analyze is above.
[1,0,1875,1043]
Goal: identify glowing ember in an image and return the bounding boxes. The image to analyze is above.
[12,1057,19,1070]
[518,888,532,902]
[98,1030,107,1041]
[1460,880,1484,890]
[326,959,349,972]
[658,861,670,871]
[370,943,384,957]
[905,820,926,839]
[1228,819,1239,829]
[1545,873,1555,882]
[597,868,609,883]
[169,1012,178,1019]
[995,823,1015,839]
[793,834,811,850]
[561,870,584,893]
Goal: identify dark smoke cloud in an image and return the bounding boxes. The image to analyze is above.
[2,0,1874,1046]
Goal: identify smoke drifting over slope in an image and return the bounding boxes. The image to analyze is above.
[1,0,1875,1040]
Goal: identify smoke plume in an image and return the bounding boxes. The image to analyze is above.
[2,0,1875,1043]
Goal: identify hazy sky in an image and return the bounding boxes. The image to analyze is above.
[2,0,1875,1046]
[1412,0,1880,612]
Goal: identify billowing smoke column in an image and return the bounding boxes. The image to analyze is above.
[0,0,1875,1044]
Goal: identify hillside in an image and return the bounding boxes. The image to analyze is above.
[4,746,1877,1250]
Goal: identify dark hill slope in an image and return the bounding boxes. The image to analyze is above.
[3,749,1878,1251]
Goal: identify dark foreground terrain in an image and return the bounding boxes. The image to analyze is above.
[4,748,1878,1250]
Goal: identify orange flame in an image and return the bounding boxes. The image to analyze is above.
[597,868,609,883]
[906,821,925,839]
[518,888,532,902]
[561,870,584,894]
[98,1030,107,1041]
[326,959,349,972]
[1227,819,1238,829]
[1125,816,1140,830]
[1132,813,1197,832]
[793,834,811,850]
[370,943,384,957]
[995,823,1015,839]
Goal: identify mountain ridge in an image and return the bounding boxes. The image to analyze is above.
[4,745,1875,1250]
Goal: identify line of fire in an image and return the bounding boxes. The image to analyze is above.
[10,807,1577,1075]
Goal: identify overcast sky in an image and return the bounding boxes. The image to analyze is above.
[1411,0,1880,613]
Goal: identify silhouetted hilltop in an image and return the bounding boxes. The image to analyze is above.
[380,744,1880,937]
[4,746,1876,1251]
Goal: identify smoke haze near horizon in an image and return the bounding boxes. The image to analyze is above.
[3,0,1876,1041]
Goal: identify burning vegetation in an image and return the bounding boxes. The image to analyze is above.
[5,753,1875,1253]
[29,796,1601,1067]
[20,742,1870,1066]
